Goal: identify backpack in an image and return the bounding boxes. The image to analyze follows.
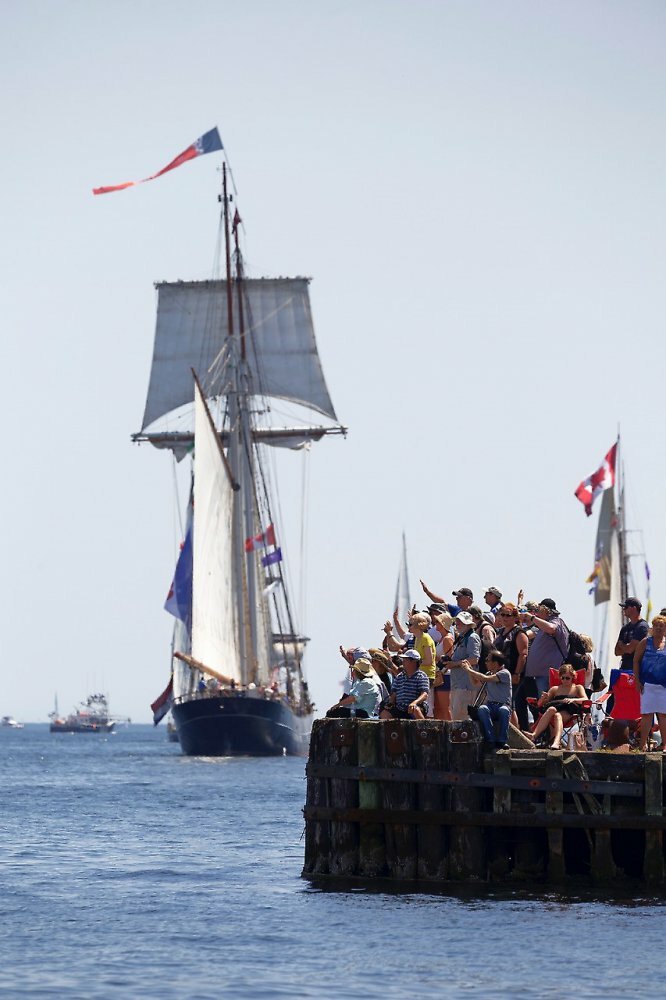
[476,625,493,674]
[554,624,587,671]
[566,630,588,671]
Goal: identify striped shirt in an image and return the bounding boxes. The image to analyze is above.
[392,669,429,710]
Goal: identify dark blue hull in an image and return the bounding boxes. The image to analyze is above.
[172,694,311,756]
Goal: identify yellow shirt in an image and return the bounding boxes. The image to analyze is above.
[415,633,437,681]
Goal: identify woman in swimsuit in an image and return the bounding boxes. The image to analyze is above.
[524,664,587,749]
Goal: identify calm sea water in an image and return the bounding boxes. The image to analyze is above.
[1,725,664,999]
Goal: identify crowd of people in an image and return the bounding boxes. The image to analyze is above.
[327,582,666,753]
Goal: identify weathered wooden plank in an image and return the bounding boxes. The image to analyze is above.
[488,750,511,879]
[644,754,664,883]
[302,720,331,875]
[546,752,566,880]
[411,721,448,881]
[447,723,486,880]
[508,722,534,749]
[357,721,385,877]
[306,764,643,797]
[328,719,359,877]
[380,721,417,879]
[303,806,666,830]
[562,755,603,815]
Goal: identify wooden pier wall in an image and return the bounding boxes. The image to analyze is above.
[302,718,666,885]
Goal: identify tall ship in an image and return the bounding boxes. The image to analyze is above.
[584,435,650,682]
[49,694,115,734]
[136,156,345,756]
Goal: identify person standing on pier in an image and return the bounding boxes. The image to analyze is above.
[514,598,569,731]
[633,615,666,751]
[615,598,649,671]
[448,612,481,720]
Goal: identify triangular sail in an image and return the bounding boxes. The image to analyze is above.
[191,380,242,681]
[393,533,411,632]
[141,279,338,430]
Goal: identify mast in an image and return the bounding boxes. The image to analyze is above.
[616,431,629,606]
[233,209,260,679]
[222,163,249,678]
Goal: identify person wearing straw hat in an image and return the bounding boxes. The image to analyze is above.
[326,658,382,719]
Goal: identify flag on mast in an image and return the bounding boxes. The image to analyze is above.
[574,442,617,517]
[244,524,276,553]
[150,677,174,726]
[92,127,223,195]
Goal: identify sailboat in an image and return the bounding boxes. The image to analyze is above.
[135,162,345,756]
[587,437,649,682]
[393,532,412,634]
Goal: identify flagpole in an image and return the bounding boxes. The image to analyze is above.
[616,425,628,606]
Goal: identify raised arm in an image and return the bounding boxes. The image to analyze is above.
[392,608,406,639]
[420,579,446,604]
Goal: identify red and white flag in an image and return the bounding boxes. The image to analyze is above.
[244,523,276,552]
[574,442,617,517]
[92,127,222,195]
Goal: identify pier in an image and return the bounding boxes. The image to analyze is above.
[302,718,666,885]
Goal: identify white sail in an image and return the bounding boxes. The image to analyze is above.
[593,487,623,680]
[393,532,411,632]
[141,279,338,429]
[191,381,242,682]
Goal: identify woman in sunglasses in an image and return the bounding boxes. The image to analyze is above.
[524,664,587,749]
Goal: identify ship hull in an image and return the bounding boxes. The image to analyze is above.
[172,694,311,756]
[50,722,115,734]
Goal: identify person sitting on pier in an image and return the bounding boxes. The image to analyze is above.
[368,649,395,692]
[603,719,632,753]
[523,664,588,749]
[633,614,666,752]
[379,650,429,720]
[326,658,382,719]
[463,649,512,749]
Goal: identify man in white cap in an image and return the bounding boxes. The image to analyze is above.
[449,612,481,721]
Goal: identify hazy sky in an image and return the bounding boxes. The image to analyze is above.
[2,1,665,722]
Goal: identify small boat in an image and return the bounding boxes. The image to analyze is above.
[49,693,115,734]
[136,151,345,756]
[166,717,180,743]
[1,716,24,729]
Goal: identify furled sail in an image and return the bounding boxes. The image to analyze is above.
[141,279,338,430]
[393,532,412,634]
[593,487,623,678]
[191,381,242,682]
